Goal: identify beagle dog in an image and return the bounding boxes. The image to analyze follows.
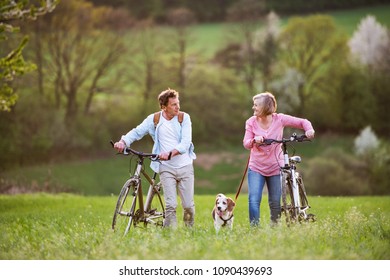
[211,193,236,232]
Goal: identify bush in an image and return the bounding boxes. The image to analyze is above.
[354,126,390,194]
[365,143,390,195]
[304,147,370,196]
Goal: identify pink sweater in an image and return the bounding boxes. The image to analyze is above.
[243,113,314,176]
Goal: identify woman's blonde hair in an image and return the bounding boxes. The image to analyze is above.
[253,92,277,117]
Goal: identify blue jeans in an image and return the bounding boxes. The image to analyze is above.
[247,168,281,226]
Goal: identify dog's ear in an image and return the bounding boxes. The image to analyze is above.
[227,198,236,212]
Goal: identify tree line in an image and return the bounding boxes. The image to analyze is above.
[0,0,389,172]
[89,0,389,22]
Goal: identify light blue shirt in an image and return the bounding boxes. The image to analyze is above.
[121,111,196,173]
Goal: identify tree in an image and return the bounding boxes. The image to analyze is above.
[0,0,57,111]
[39,0,126,126]
[349,15,390,73]
[348,15,390,135]
[166,7,197,91]
[253,11,280,90]
[131,21,167,115]
[278,15,348,116]
[226,0,267,93]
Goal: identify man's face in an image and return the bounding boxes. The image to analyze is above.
[164,97,180,118]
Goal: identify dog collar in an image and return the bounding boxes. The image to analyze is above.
[220,213,234,227]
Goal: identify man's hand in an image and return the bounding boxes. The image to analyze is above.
[114,140,126,153]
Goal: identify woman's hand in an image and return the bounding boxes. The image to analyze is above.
[254,135,264,144]
[305,129,315,139]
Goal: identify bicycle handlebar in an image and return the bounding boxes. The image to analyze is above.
[260,133,310,146]
[110,140,159,161]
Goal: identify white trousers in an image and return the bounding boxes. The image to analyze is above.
[159,164,195,227]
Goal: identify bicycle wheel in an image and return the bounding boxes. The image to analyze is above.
[296,173,309,209]
[281,172,296,225]
[296,174,316,222]
[144,181,165,227]
[112,179,138,235]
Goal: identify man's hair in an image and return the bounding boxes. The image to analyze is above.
[158,88,179,108]
[253,92,277,117]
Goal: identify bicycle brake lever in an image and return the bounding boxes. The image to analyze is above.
[297,135,310,142]
[151,155,160,162]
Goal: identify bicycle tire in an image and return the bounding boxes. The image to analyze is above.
[281,172,296,225]
[112,179,138,235]
[297,173,309,209]
[144,182,165,227]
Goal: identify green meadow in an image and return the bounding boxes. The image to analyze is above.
[0,194,389,260]
[189,4,390,57]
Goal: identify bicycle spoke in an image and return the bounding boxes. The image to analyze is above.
[112,179,138,235]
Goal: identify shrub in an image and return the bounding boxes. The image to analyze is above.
[365,143,390,195]
[354,126,390,194]
[304,147,370,196]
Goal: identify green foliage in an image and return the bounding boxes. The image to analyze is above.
[305,148,371,196]
[0,194,389,259]
[359,142,390,195]
[0,36,36,111]
[184,64,249,144]
[0,0,57,111]
[278,15,349,119]
[90,0,389,23]
[337,66,375,132]
[370,73,390,135]
[267,0,389,14]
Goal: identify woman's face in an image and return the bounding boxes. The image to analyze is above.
[252,99,262,117]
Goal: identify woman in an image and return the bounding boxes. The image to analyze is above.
[243,92,315,226]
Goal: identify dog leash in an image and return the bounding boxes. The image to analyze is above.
[234,154,250,202]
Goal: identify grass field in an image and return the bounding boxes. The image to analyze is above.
[0,193,389,260]
[189,4,390,57]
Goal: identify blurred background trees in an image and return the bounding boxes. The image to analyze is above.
[0,0,389,194]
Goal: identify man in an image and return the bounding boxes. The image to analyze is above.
[113,88,196,228]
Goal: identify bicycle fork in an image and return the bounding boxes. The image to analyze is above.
[290,167,303,215]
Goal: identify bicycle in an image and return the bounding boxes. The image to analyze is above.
[259,133,316,225]
[110,141,165,236]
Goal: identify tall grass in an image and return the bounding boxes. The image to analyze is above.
[1,194,389,260]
